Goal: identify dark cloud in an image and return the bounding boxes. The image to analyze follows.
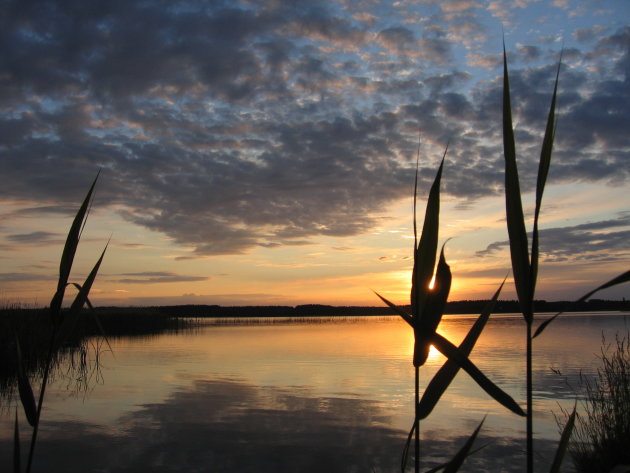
[377,26,416,53]
[0,272,53,282]
[6,231,61,244]
[0,1,627,256]
[476,216,630,262]
[115,271,209,284]
[517,45,541,62]
[573,26,605,43]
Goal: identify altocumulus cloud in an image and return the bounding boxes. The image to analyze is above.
[114,271,209,284]
[476,215,630,262]
[0,1,628,256]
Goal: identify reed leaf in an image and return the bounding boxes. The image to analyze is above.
[372,290,413,327]
[441,417,486,473]
[423,447,488,473]
[13,334,37,427]
[534,269,630,338]
[403,419,486,473]
[412,154,445,320]
[414,244,451,367]
[421,419,486,473]
[50,172,100,324]
[418,279,505,419]
[69,283,113,353]
[401,420,415,473]
[428,330,525,417]
[68,241,109,317]
[549,404,576,473]
[502,44,532,322]
[530,57,561,297]
[14,409,21,473]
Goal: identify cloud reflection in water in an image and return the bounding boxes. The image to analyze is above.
[3,376,575,473]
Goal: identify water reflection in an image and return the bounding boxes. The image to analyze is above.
[0,377,566,473]
[2,313,628,472]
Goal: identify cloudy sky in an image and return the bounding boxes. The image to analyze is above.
[1,0,628,307]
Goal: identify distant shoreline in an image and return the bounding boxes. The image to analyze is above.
[95,298,630,318]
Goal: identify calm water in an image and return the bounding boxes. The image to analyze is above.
[2,312,629,472]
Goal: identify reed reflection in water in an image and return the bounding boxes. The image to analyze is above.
[1,313,628,472]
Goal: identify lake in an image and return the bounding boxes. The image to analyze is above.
[2,312,629,472]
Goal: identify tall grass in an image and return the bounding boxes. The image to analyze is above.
[1,307,92,408]
[569,333,630,472]
[1,306,191,409]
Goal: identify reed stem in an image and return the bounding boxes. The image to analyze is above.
[415,365,420,473]
[26,327,58,473]
[526,321,533,473]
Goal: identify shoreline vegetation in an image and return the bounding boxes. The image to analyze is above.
[4,298,630,323]
[90,298,630,318]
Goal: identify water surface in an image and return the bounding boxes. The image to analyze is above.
[2,312,628,472]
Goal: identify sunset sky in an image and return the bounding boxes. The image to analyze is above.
[0,0,628,307]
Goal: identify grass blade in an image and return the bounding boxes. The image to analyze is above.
[442,417,486,473]
[68,241,109,316]
[372,290,413,327]
[401,420,415,473]
[549,404,576,473]
[412,153,445,319]
[530,55,561,296]
[418,278,505,419]
[502,44,532,322]
[414,244,451,367]
[424,447,488,473]
[534,269,630,337]
[14,409,21,473]
[13,334,37,427]
[50,172,100,323]
[570,269,630,303]
[428,330,525,417]
[422,419,486,473]
[69,285,113,354]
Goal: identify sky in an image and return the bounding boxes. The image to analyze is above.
[0,0,628,308]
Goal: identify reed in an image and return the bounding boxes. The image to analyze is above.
[1,306,191,408]
[12,173,108,473]
[376,152,524,472]
[501,41,560,473]
[501,43,630,473]
[1,307,86,408]
[374,42,630,473]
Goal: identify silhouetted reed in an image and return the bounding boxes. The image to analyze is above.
[11,174,107,473]
[502,43,629,473]
[373,43,630,473]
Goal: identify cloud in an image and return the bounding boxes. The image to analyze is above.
[573,25,608,43]
[476,216,630,262]
[6,231,62,244]
[376,26,416,53]
[0,1,628,259]
[115,271,210,284]
[517,45,541,62]
[0,272,53,282]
